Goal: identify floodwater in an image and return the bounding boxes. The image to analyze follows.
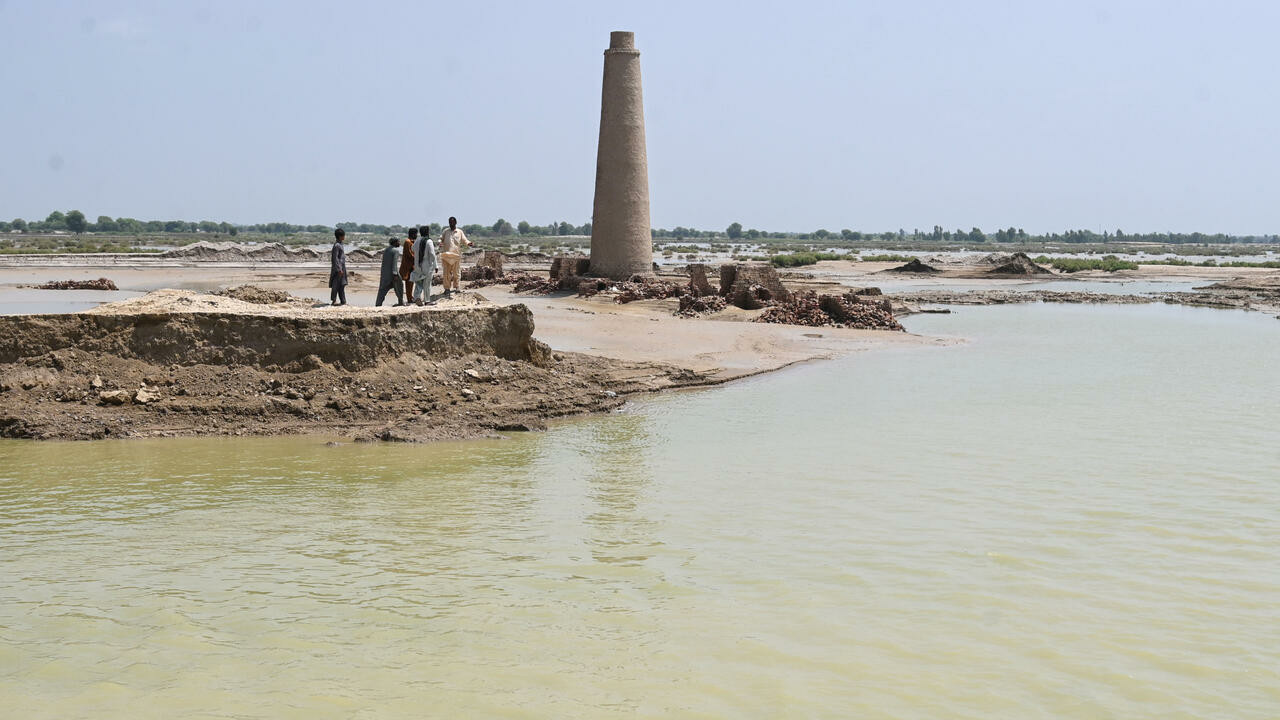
[853,277,1207,295]
[2,303,1278,718]
[0,288,144,315]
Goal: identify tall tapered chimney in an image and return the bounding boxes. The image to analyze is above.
[589,31,653,279]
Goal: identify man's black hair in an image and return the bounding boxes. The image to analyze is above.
[408,227,419,239]
[334,228,345,240]
[419,225,431,235]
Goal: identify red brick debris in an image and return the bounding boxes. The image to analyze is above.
[755,291,903,330]
[33,278,119,291]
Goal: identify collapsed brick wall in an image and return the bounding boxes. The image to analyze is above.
[550,256,592,290]
[719,263,792,309]
[461,251,507,282]
[686,264,716,297]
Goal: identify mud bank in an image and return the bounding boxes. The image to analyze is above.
[0,290,715,442]
[889,282,1280,315]
[1,291,547,370]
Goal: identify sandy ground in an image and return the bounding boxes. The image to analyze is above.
[475,286,945,381]
[2,258,1273,384]
[0,264,951,383]
[4,256,1277,442]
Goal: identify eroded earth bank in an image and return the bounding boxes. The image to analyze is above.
[0,289,714,441]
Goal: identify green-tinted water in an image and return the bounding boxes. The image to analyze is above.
[2,303,1278,718]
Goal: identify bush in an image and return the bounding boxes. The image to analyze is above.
[1041,257,1139,272]
[859,254,916,262]
[769,252,843,267]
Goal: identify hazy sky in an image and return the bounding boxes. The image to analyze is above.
[2,0,1276,234]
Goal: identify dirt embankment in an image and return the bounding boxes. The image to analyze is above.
[0,289,714,441]
[889,276,1280,316]
[161,241,324,262]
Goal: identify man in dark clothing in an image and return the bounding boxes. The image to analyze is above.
[376,235,404,306]
[329,228,348,306]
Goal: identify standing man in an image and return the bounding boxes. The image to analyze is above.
[399,227,417,302]
[439,216,471,295]
[329,228,348,306]
[375,235,404,306]
[413,224,438,305]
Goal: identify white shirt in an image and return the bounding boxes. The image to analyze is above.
[439,227,470,256]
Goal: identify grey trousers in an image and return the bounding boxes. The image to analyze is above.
[376,276,404,306]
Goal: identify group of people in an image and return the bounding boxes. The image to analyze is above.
[327,217,472,306]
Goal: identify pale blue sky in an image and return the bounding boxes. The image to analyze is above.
[2,0,1276,234]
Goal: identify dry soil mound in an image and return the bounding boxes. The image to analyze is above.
[985,252,1052,275]
[886,258,942,273]
[213,285,311,306]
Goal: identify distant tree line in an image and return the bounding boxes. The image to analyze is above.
[3,210,1276,245]
[0,210,598,240]
[1,211,244,236]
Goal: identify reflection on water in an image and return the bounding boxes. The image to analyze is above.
[2,303,1279,717]
[579,415,658,567]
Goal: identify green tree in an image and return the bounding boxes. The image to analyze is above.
[726,222,743,239]
[95,215,117,232]
[11,218,26,232]
[969,227,988,243]
[492,218,515,236]
[517,220,532,235]
[812,229,830,239]
[557,221,573,235]
[45,210,66,229]
[65,210,87,234]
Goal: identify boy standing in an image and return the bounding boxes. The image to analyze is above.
[329,228,348,306]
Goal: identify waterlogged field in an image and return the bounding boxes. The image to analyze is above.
[1,303,1278,718]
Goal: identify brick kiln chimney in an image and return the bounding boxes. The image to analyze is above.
[588,31,653,280]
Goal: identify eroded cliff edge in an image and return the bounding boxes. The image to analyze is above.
[0,289,711,441]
